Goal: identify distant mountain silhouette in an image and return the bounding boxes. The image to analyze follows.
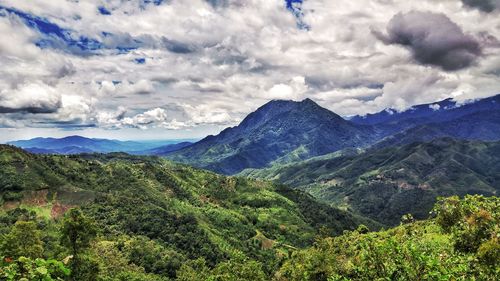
[130,142,193,155]
[351,94,500,136]
[8,136,190,154]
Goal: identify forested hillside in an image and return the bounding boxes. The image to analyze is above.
[0,145,376,280]
[1,157,498,281]
[242,138,500,225]
[276,195,499,280]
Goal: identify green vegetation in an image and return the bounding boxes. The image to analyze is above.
[243,138,500,225]
[0,145,498,280]
[276,195,499,280]
[0,145,374,280]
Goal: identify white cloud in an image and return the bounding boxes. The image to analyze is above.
[122,108,168,129]
[97,107,171,129]
[429,104,441,111]
[0,0,498,139]
[98,80,155,96]
[267,76,309,100]
[0,83,61,113]
[0,15,39,59]
[55,95,94,123]
[182,103,237,125]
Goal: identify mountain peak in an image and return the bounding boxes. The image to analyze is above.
[264,97,318,107]
[237,98,342,132]
[167,98,376,174]
[62,135,89,140]
[301,97,316,104]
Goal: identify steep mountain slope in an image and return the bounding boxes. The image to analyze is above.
[242,138,500,225]
[167,99,378,174]
[0,145,378,278]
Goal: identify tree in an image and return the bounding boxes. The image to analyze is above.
[175,258,210,281]
[1,221,43,259]
[60,208,98,281]
[60,209,97,258]
[211,257,267,281]
[401,214,415,224]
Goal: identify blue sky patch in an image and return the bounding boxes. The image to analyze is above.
[0,6,103,53]
[143,0,165,5]
[285,0,310,30]
[0,6,150,55]
[98,6,112,15]
[135,58,146,64]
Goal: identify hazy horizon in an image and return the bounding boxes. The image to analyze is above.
[3,94,496,143]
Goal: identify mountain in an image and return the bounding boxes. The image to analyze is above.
[166,99,379,175]
[242,138,500,225]
[0,145,378,279]
[130,141,193,155]
[351,93,500,136]
[373,109,500,148]
[7,136,193,155]
[167,95,500,175]
[23,145,95,154]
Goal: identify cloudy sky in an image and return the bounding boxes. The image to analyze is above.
[0,0,499,142]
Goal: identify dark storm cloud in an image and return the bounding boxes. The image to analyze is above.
[375,11,482,71]
[162,38,195,54]
[0,105,59,114]
[34,121,97,128]
[461,0,499,12]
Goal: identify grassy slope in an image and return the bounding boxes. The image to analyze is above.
[0,145,377,271]
[241,138,500,225]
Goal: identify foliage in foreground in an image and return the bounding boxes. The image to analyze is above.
[276,195,499,280]
[1,195,496,280]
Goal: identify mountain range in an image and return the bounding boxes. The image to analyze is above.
[7,135,194,155]
[1,94,499,279]
[166,94,500,174]
[165,93,500,226]
[6,94,500,226]
[242,138,500,225]
[351,94,499,129]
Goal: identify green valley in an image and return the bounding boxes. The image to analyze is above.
[1,145,498,281]
[242,138,500,226]
[0,145,376,280]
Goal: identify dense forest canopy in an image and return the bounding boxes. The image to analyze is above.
[0,146,499,280]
